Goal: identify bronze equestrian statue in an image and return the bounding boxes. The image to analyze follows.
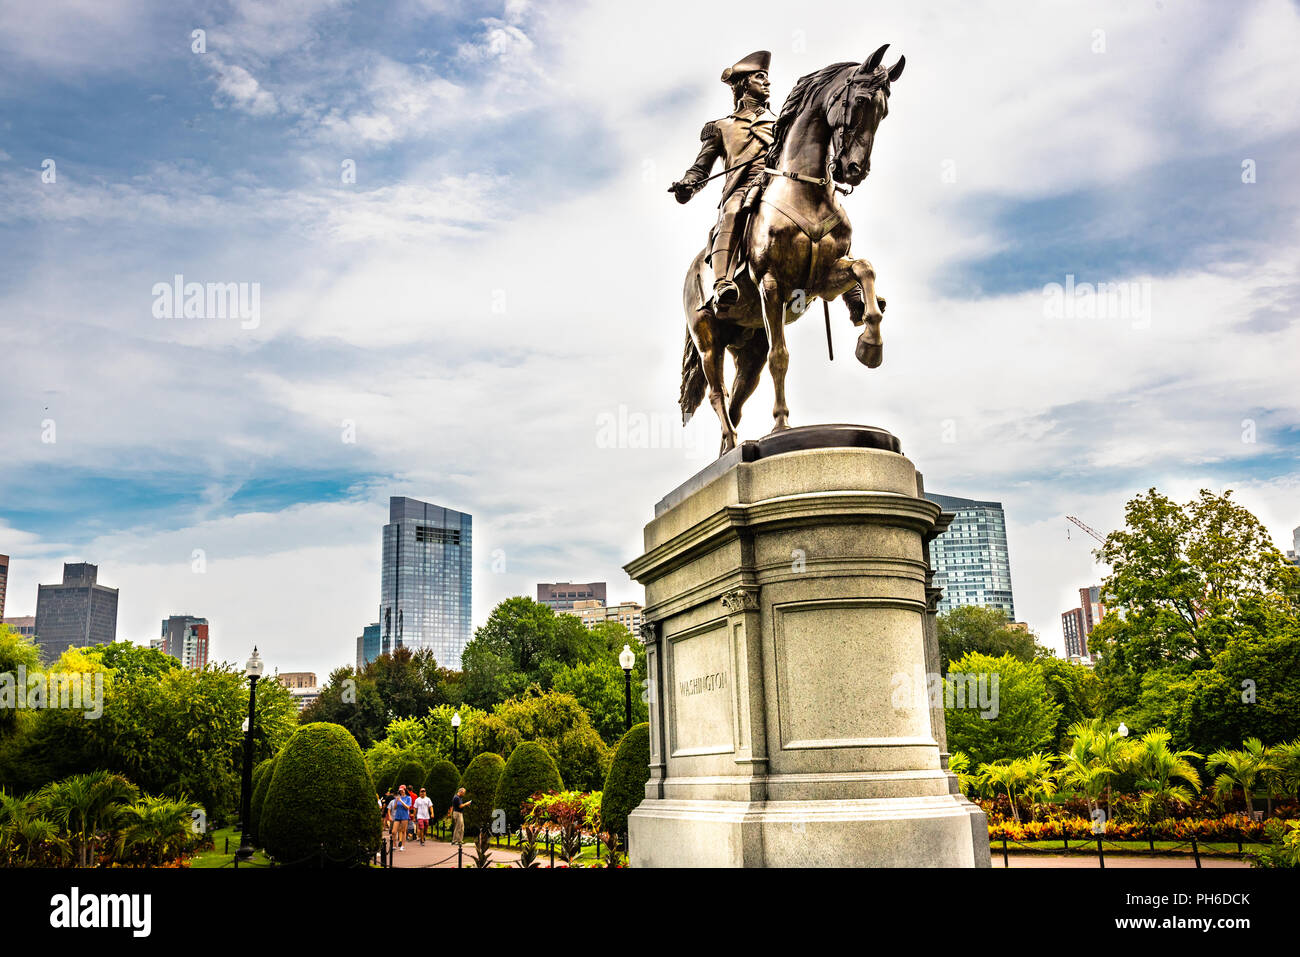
[672,46,905,455]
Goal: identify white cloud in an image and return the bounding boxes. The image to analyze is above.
[207,55,279,116]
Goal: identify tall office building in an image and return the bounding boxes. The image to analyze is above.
[1288,525,1300,566]
[380,496,472,669]
[0,554,8,620]
[159,615,210,670]
[537,581,607,612]
[34,563,118,662]
[1061,586,1105,660]
[923,493,1016,620]
[356,622,381,671]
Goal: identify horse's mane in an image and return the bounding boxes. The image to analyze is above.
[769,61,856,165]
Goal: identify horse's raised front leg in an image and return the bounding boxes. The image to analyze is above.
[822,256,885,368]
[690,309,738,454]
[758,273,791,431]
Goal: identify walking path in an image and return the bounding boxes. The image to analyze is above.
[384,836,577,868]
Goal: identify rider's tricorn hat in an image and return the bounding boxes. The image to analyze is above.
[721,50,771,83]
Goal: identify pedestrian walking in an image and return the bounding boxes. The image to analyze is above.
[450,787,470,845]
[388,784,412,851]
[414,788,432,845]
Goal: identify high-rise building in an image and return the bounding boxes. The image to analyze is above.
[567,599,644,634]
[923,493,1016,619]
[160,615,209,669]
[537,581,607,612]
[356,622,381,671]
[1061,585,1105,660]
[0,554,8,620]
[34,563,118,662]
[380,496,472,669]
[1288,525,1300,566]
[2,616,36,637]
[277,672,319,711]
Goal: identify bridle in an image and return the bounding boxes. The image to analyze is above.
[828,67,890,195]
[764,65,890,196]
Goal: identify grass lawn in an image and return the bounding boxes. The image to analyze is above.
[188,825,272,868]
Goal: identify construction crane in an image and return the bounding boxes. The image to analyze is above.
[1066,515,1106,544]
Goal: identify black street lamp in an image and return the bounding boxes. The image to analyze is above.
[451,710,461,766]
[619,644,635,732]
[236,646,264,863]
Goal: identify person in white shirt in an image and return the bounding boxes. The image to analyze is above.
[413,788,434,845]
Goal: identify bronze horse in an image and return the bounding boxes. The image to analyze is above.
[679,46,905,455]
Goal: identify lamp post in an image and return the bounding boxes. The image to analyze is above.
[619,644,635,732]
[236,646,264,863]
[451,710,461,766]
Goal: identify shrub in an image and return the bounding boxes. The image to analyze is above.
[497,741,563,830]
[601,723,650,836]
[423,759,460,821]
[260,723,379,866]
[248,756,276,844]
[459,752,505,835]
[390,759,426,793]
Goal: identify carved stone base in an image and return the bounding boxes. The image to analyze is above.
[624,429,989,868]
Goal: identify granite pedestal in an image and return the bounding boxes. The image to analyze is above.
[625,425,990,867]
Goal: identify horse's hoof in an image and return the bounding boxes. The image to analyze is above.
[719,434,737,456]
[769,419,791,434]
[856,339,883,368]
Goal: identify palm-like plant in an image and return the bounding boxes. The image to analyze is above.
[36,772,140,867]
[1129,730,1201,824]
[948,751,975,798]
[1263,740,1300,816]
[1057,731,1112,818]
[977,761,1028,823]
[1019,753,1057,821]
[1207,738,1275,816]
[0,789,70,867]
[114,796,201,867]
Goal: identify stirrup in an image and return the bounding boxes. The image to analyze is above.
[714,279,739,306]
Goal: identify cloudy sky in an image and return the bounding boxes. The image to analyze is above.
[2,0,1298,676]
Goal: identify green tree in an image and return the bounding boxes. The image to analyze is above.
[1207,738,1274,814]
[423,760,460,821]
[36,771,140,867]
[1093,488,1300,708]
[944,653,1061,768]
[600,722,650,836]
[459,752,505,836]
[551,653,648,746]
[300,665,388,748]
[459,597,610,709]
[249,756,276,845]
[260,723,379,866]
[937,606,1039,674]
[475,689,611,791]
[1035,654,1102,751]
[496,741,563,831]
[1127,729,1201,824]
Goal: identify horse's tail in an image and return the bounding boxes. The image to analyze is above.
[679,328,706,425]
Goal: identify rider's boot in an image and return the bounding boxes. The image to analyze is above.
[710,212,741,307]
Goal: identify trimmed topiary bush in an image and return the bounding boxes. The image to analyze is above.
[390,759,426,793]
[459,752,505,835]
[261,723,380,866]
[423,759,460,821]
[600,722,650,836]
[496,741,563,830]
[248,756,276,844]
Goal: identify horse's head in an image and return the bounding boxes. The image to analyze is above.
[828,44,905,187]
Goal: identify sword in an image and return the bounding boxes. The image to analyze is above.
[824,299,834,360]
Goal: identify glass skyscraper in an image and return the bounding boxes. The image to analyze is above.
[924,493,1016,620]
[380,497,472,669]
